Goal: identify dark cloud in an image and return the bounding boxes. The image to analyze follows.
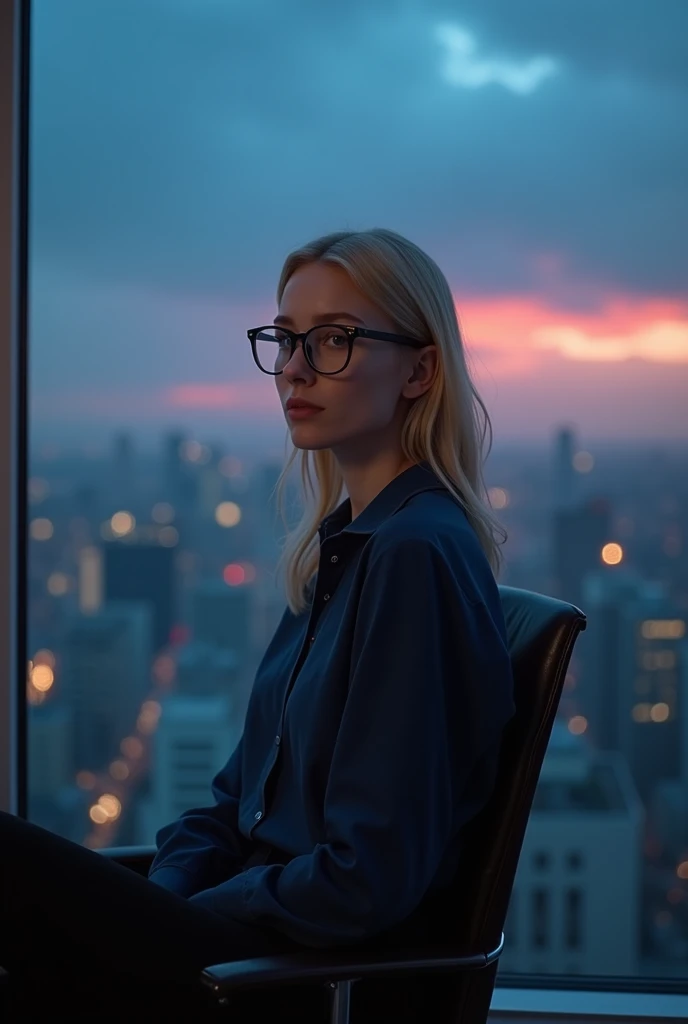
[30,0,688,304]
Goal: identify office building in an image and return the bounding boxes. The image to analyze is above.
[61,601,153,773]
[103,537,177,652]
[138,693,243,843]
[502,723,643,976]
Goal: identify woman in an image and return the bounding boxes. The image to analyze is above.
[1,228,515,1021]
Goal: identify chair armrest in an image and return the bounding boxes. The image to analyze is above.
[200,934,504,1001]
[97,845,157,876]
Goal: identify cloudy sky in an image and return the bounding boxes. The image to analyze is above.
[28,0,688,452]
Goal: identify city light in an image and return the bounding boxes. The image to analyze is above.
[488,486,509,509]
[567,715,588,735]
[30,664,54,692]
[109,759,130,781]
[632,703,652,723]
[153,653,177,686]
[219,454,243,478]
[33,648,56,668]
[573,450,594,473]
[97,794,122,820]
[215,501,242,527]
[76,771,97,790]
[28,477,50,503]
[151,502,175,524]
[120,736,144,759]
[641,619,686,640]
[88,794,123,825]
[642,650,676,670]
[223,563,246,586]
[649,703,670,723]
[677,862,688,881]
[158,525,179,546]
[110,511,135,536]
[30,517,54,541]
[181,439,211,464]
[601,542,623,565]
[136,700,162,735]
[47,571,70,596]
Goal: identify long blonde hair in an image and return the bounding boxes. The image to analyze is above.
[273,228,507,614]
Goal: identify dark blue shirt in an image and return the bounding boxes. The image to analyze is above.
[149,462,515,947]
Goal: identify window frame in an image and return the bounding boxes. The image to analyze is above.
[0,0,29,821]
[1,1,687,1018]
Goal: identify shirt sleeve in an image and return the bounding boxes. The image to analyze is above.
[188,536,512,946]
[148,734,252,897]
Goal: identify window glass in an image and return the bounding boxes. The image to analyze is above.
[27,0,688,979]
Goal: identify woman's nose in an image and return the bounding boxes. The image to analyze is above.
[282,340,313,380]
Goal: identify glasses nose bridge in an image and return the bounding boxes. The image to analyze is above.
[283,329,313,374]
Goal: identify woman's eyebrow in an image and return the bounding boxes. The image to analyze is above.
[274,312,366,326]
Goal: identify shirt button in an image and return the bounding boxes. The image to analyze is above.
[254,811,262,821]
[275,735,281,745]
[330,555,339,563]
[323,593,330,601]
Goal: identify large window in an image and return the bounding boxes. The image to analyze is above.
[17,0,688,987]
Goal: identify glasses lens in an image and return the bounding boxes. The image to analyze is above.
[254,328,292,374]
[305,326,350,373]
[254,326,351,374]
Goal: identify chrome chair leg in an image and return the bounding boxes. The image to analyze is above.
[329,979,356,1024]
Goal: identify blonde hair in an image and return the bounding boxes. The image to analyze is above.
[273,228,507,614]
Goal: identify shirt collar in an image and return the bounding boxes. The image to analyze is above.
[319,461,448,540]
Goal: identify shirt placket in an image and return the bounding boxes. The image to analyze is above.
[249,534,349,837]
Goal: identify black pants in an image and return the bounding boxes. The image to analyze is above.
[0,811,329,1022]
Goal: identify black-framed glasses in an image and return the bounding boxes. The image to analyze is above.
[247,323,429,376]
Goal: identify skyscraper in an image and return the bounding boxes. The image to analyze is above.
[103,538,177,652]
[552,497,612,609]
[61,602,153,773]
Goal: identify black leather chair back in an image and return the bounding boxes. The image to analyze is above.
[443,584,586,1022]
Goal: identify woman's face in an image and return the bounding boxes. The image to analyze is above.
[274,262,435,459]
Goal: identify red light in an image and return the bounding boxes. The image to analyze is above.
[223,563,245,586]
[169,624,190,646]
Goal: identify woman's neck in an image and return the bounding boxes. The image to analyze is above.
[335,450,416,521]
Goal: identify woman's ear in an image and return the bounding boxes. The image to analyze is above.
[403,346,437,398]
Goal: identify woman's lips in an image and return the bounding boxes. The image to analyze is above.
[287,406,324,420]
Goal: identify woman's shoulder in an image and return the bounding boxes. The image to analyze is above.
[366,489,497,607]
[373,486,479,554]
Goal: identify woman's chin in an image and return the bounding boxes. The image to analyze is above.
[287,423,334,452]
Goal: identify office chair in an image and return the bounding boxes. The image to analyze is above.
[102,585,586,1023]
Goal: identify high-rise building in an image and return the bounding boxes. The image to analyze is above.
[618,594,686,803]
[502,723,643,976]
[61,602,153,773]
[253,461,288,566]
[580,571,686,802]
[190,578,253,665]
[103,538,177,652]
[162,430,198,507]
[111,431,136,499]
[551,497,612,609]
[552,426,578,511]
[138,693,243,844]
[175,640,240,698]
[579,568,652,751]
[28,702,73,802]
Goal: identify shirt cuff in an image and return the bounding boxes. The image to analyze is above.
[148,865,198,898]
